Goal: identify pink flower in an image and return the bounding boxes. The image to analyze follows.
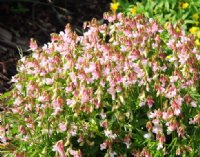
[103,12,116,22]
[107,87,116,100]
[170,76,178,83]
[123,135,132,148]
[100,112,107,119]
[85,62,96,73]
[52,140,66,157]
[166,120,178,134]
[147,96,154,108]
[100,120,108,128]
[59,123,67,132]
[146,121,153,131]
[15,84,22,92]
[38,94,50,103]
[13,97,23,106]
[133,64,144,78]
[52,97,64,115]
[162,108,173,120]
[140,148,152,157]
[177,125,186,138]
[178,52,189,64]
[66,99,76,107]
[152,61,159,72]
[115,86,122,93]
[152,119,159,125]
[65,84,74,92]
[29,38,38,51]
[43,78,54,85]
[80,89,90,104]
[156,133,166,143]
[166,85,177,98]
[152,124,163,134]
[171,97,182,116]
[77,72,86,82]
[69,72,77,84]
[189,114,200,125]
[149,19,159,33]
[77,135,84,143]
[92,70,100,80]
[100,141,108,150]
[69,149,82,157]
[69,124,77,136]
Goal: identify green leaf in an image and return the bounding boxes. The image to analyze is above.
[0,91,12,100]
[164,1,170,11]
[184,20,196,24]
[181,12,190,20]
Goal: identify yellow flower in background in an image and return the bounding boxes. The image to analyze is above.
[182,2,189,9]
[189,26,198,34]
[195,39,200,46]
[197,31,200,38]
[131,6,137,15]
[110,2,119,12]
[192,13,199,21]
[164,22,169,29]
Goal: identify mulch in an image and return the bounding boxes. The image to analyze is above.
[0,0,111,93]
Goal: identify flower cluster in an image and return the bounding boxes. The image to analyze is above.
[1,13,200,156]
[113,0,200,48]
[180,2,189,9]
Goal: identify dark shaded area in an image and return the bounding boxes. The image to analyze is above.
[0,0,111,93]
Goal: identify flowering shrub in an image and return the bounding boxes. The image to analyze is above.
[1,13,200,156]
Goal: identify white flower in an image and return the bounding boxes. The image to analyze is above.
[152,124,163,134]
[44,78,54,85]
[157,142,163,150]
[174,108,181,116]
[139,101,146,107]
[38,96,46,102]
[109,151,117,157]
[100,142,107,150]
[100,112,106,119]
[191,101,197,107]
[59,123,67,132]
[104,130,117,139]
[16,84,22,92]
[32,53,39,59]
[152,119,159,125]
[148,112,156,119]
[196,54,200,60]
[124,141,131,149]
[169,76,178,83]
[144,133,152,139]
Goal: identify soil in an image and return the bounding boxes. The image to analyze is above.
[0,0,111,93]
